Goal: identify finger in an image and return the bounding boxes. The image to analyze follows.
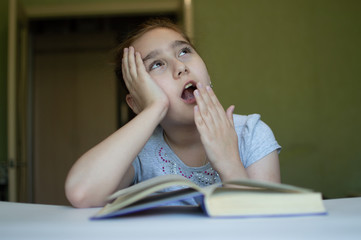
[205,85,227,120]
[196,83,227,128]
[194,105,209,132]
[122,48,130,81]
[197,82,215,109]
[128,46,137,79]
[226,105,235,127]
[194,87,215,128]
[135,51,147,75]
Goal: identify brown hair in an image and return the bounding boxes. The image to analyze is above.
[114,18,193,93]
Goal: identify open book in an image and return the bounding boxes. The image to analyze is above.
[91,175,326,219]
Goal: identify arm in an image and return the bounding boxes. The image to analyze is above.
[65,47,169,208]
[246,150,281,183]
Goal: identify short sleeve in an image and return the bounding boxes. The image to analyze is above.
[131,156,141,185]
[236,114,281,168]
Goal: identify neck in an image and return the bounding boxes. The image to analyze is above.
[162,123,200,147]
[161,122,207,167]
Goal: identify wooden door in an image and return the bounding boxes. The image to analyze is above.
[32,28,117,205]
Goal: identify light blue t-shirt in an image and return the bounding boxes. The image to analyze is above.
[132,114,281,205]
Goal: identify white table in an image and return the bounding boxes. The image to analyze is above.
[1,197,361,240]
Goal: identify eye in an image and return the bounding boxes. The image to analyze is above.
[149,60,164,71]
[179,47,192,57]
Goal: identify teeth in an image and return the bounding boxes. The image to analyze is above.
[185,83,193,89]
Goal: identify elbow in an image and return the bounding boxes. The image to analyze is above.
[65,182,89,208]
[65,179,103,208]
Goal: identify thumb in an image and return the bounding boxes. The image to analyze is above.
[226,105,235,126]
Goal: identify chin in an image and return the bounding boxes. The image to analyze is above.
[166,110,195,126]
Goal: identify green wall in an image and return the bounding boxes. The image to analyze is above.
[2,0,359,199]
[194,0,361,198]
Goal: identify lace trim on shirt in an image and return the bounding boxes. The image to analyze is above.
[156,144,220,186]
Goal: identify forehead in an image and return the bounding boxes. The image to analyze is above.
[132,28,188,55]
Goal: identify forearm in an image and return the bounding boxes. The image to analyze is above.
[211,150,249,182]
[65,103,167,208]
[215,151,281,183]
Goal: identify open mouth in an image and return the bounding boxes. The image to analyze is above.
[181,82,197,103]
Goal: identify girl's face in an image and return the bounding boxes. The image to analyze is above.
[132,28,211,123]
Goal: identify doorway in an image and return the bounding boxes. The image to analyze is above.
[6,0,193,205]
[29,14,177,205]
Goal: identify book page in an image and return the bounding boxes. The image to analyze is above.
[108,175,205,200]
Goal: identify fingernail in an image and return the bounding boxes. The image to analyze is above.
[124,48,128,53]
[206,85,212,92]
[194,90,199,96]
[197,82,203,88]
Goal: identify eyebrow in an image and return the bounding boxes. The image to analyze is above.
[142,40,190,62]
[171,40,190,49]
[142,50,160,62]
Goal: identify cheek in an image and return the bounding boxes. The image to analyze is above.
[152,75,173,94]
[193,61,210,82]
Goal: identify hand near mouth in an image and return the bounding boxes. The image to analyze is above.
[193,82,248,181]
[122,46,169,116]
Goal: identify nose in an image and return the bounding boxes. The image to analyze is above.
[173,60,188,79]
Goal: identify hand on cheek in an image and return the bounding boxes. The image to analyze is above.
[122,47,169,113]
[193,82,245,178]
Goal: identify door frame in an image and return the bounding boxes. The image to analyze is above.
[8,0,29,203]
[7,0,193,202]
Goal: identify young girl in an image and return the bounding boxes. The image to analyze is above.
[65,18,281,208]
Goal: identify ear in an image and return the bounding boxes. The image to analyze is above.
[125,94,140,115]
